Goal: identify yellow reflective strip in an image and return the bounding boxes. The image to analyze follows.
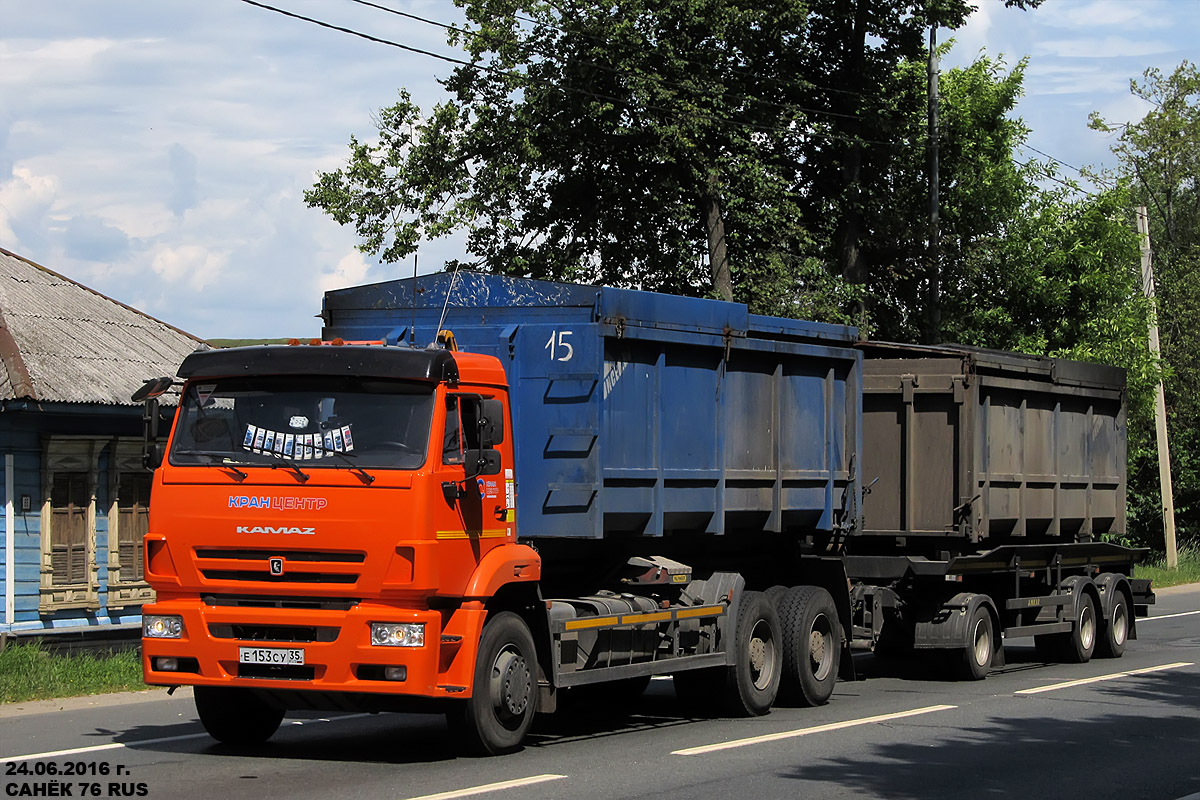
[435,529,509,540]
[620,611,673,625]
[675,605,724,620]
[564,616,620,631]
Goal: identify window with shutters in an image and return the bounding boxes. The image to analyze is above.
[50,472,89,586]
[40,439,100,612]
[116,472,150,581]
[108,441,155,608]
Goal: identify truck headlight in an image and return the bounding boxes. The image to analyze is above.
[370,622,425,647]
[144,615,185,639]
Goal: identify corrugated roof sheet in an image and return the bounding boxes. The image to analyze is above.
[0,247,207,406]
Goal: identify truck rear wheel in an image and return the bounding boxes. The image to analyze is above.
[448,611,538,756]
[777,586,840,706]
[1097,590,1129,659]
[194,686,284,745]
[955,605,994,681]
[723,590,781,716]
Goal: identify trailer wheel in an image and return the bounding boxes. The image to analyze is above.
[777,586,840,706]
[1037,590,1098,664]
[1097,590,1129,659]
[194,686,284,745]
[448,611,537,756]
[765,585,788,605]
[955,605,994,681]
[724,590,782,716]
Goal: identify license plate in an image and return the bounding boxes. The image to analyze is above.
[238,646,305,666]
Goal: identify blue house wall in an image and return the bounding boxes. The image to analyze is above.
[2,402,150,638]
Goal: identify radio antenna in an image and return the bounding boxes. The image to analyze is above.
[434,262,462,347]
[409,252,418,348]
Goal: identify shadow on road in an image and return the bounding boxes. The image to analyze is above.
[778,669,1200,800]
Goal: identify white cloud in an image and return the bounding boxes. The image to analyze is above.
[1036,36,1176,59]
[318,250,373,295]
[1038,0,1172,31]
[150,244,225,292]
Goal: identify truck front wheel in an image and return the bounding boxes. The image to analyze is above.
[194,686,284,745]
[448,611,538,756]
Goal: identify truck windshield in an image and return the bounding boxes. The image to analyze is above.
[169,376,435,470]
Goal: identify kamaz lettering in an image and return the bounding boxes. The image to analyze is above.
[235,525,316,535]
[228,496,328,510]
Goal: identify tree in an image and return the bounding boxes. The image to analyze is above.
[1090,61,1200,547]
[306,0,987,318]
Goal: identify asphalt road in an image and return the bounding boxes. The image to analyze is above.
[4,585,1198,800]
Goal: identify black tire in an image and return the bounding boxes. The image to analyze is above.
[955,605,994,681]
[723,590,782,716]
[194,686,284,745]
[1037,589,1098,664]
[448,611,538,756]
[777,586,841,706]
[765,585,788,605]
[1097,590,1129,659]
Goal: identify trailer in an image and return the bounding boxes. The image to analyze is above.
[847,343,1151,676]
[133,274,1151,755]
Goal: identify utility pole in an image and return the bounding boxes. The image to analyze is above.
[926,23,941,344]
[1137,206,1178,569]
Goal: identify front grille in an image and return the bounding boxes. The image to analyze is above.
[238,663,315,680]
[203,594,359,610]
[195,549,365,563]
[194,548,363,585]
[209,623,339,643]
[201,569,358,584]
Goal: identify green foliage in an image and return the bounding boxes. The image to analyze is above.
[306,0,980,304]
[1092,61,1200,550]
[1135,543,1200,588]
[0,643,145,703]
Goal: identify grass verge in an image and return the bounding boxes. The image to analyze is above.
[0,642,145,704]
[1136,543,1200,589]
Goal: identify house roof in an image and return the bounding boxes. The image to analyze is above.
[0,247,208,406]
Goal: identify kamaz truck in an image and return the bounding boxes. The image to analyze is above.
[136,274,1152,755]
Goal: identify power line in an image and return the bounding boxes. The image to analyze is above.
[1021,144,1116,188]
[343,0,867,125]
[237,0,900,148]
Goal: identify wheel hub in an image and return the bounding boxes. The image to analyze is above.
[749,637,767,673]
[491,650,531,718]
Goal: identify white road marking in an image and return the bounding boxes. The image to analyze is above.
[3,713,374,763]
[399,775,567,800]
[671,704,957,756]
[1140,610,1200,621]
[1015,662,1194,695]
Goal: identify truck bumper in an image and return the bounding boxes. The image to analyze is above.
[142,598,480,699]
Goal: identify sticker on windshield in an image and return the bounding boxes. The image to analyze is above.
[244,425,257,449]
[253,426,267,451]
[289,415,309,429]
[342,426,354,451]
[283,433,295,457]
[332,427,345,452]
[195,384,217,405]
[263,429,276,453]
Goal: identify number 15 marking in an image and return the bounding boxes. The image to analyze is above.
[545,330,574,362]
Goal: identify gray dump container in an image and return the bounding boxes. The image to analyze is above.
[858,343,1126,548]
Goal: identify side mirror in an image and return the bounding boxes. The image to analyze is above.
[480,399,505,447]
[463,449,502,479]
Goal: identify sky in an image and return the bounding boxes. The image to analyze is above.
[0,0,1196,340]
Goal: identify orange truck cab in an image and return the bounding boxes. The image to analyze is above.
[139,342,546,753]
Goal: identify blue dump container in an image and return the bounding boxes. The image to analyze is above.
[323,273,862,540]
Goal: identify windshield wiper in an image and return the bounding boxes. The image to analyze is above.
[269,457,310,483]
[313,446,375,485]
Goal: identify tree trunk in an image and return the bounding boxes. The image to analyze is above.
[705,184,732,302]
[836,0,869,330]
